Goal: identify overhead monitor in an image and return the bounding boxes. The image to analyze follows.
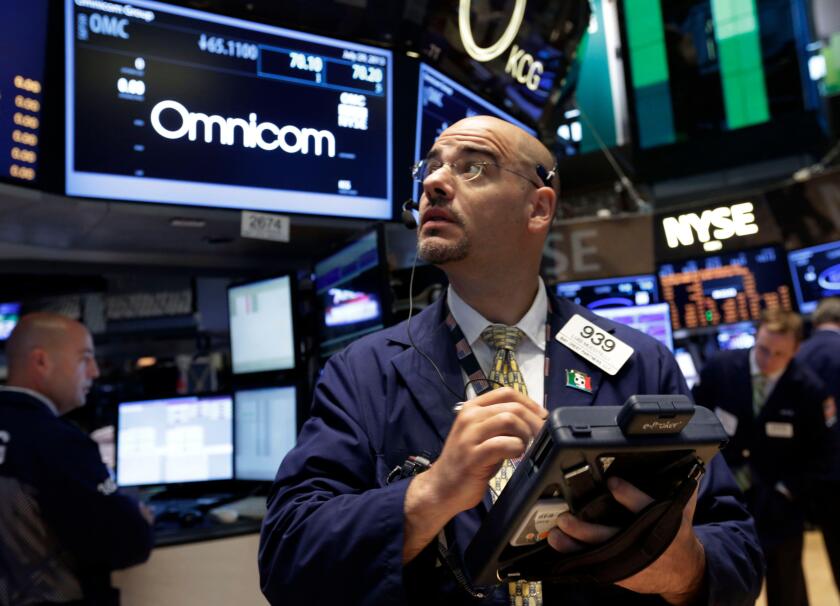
[65,0,392,219]
[621,0,827,178]
[228,275,295,375]
[413,63,535,201]
[594,303,674,351]
[234,386,297,481]
[314,227,390,358]
[116,394,233,487]
[0,1,48,185]
[716,322,756,351]
[658,245,793,330]
[0,303,21,341]
[555,274,659,310]
[787,239,840,314]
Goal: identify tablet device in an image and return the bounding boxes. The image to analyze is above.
[464,395,727,586]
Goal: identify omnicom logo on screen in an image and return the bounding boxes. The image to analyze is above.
[150,100,337,156]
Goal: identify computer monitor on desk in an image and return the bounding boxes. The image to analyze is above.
[116,395,234,487]
[234,386,298,482]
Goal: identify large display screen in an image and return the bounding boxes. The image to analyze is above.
[413,63,535,201]
[594,303,674,351]
[555,274,659,310]
[228,276,295,374]
[314,229,389,358]
[623,0,821,150]
[116,394,233,486]
[65,0,392,219]
[234,386,297,481]
[1,1,47,184]
[658,245,793,330]
[787,239,840,314]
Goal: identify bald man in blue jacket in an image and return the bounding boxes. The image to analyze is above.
[259,116,763,605]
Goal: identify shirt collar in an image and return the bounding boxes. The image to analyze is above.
[447,278,547,352]
[749,347,785,382]
[0,386,59,416]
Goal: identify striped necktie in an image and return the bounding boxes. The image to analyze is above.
[480,324,542,606]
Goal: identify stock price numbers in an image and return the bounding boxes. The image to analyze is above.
[197,33,258,60]
[351,64,383,84]
[289,52,323,73]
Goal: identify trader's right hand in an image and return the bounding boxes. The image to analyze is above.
[403,387,547,563]
[423,387,547,517]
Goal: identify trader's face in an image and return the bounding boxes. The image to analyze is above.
[416,117,536,267]
[754,326,797,376]
[44,323,100,414]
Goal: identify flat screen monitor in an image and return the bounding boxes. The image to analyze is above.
[413,63,536,201]
[0,303,21,341]
[228,275,295,374]
[787,239,840,314]
[0,1,47,185]
[65,0,392,219]
[234,386,297,481]
[116,394,233,487]
[716,322,756,351]
[555,274,659,310]
[658,245,793,330]
[594,303,674,351]
[674,348,700,390]
[314,228,389,358]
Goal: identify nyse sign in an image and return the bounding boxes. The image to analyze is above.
[661,202,759,253]
[542,214,654,282]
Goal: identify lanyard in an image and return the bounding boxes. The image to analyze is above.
[443,300,555,408]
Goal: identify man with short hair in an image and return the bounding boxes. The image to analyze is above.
[694,308,832,606]
[0,313,153,605]
[796,297,840,594]
[260,116,763,605]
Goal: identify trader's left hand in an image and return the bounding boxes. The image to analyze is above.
[547,476,706,606]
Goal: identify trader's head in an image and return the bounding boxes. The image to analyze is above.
[5,313,100,414]
[754,308,802,377]
[414,116,558,277]
[812,297,840,330]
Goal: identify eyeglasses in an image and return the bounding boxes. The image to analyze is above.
[411,158,542,188]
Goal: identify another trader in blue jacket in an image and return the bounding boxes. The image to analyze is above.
[694,309,832,606]
[0,313,153,605]
[259,116,763,605]
[796,297,840,594]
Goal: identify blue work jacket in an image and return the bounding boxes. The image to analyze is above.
[260,293,763,605]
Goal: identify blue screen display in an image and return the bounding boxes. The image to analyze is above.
[314,230,386,358]
[66,0,392,219]
[0,1,47,184]
[234,386,297,481]
[413,63,535,201]
[787,240,840,314]
[555,274,659,310]
[594,302,674,351]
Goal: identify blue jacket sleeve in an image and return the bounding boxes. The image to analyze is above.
[659,349,764,605]
[258,350,410,605]
[38,424,153,571]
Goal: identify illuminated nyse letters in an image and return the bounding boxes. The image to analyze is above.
[662,202,759,252]
[150,100,336,157]
[458,0,543,90]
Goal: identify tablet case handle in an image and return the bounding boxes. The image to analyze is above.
[496,458,704,585]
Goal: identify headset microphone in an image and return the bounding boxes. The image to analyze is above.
[401,199,419,230]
